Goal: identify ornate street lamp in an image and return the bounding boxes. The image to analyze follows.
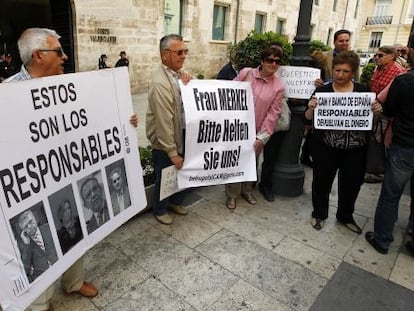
[271,0,313,197]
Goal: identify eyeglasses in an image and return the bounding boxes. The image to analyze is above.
[164,48,189,56]
[38,47,65,57]
[264,57,282,65]
[374,53,386,58]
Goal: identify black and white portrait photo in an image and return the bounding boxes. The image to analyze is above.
[10,203,58,283]
[48,185,84,254]
[106,159,132,216]
[77,171,110,234]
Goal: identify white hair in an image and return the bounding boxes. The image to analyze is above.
[18,210,36,229]
[18,28,61,65]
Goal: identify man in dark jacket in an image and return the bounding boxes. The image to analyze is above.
[366,32,414,256]
[18,210,58,282]
[115,51,129,67]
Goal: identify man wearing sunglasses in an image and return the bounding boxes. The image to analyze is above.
[2,27,99,311]
[146,34,190,225]
[371,46,406,95]
[3,28,141,311]
[1,27,103,311]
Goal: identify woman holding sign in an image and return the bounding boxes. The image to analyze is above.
[224,46,285,209]
[305,51,370,233]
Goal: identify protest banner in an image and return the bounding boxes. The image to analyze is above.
[314,92,376,130]
[177,80,257,188]
[278,66,320,99]
[0,68,146,310]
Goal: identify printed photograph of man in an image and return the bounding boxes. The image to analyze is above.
[78,172,110,234]
[48,185,83,255]
[10,204,58,283]
[106,159,131,216]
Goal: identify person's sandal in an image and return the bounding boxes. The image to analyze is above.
[226,198,236,210]
[242,193,257,205]
[311,217,324,230]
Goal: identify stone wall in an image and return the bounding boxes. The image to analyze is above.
[71,0,357,94]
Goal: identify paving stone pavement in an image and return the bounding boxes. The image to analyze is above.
[48,93,414,310]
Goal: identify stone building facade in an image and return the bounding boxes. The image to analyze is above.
[72,0,362,93]
[354,0,414,53]
[1,0,361,93]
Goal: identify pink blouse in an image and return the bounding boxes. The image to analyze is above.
[235,67,285,142]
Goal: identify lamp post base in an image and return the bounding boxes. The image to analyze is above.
[271,163,304,197]
[270,104,306,197]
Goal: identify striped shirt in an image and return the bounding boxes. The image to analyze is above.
[3,65,32,82]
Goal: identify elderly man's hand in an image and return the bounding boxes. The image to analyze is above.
[170,155,184,169]
[129,113,138,128]
[180,71,192,85]
[20,230,30,245]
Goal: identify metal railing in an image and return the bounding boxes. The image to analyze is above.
[365,16,393,25]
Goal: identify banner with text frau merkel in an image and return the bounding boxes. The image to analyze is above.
[178,80,257,188]
[0,68,146,310]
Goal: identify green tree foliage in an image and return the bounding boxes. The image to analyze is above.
[360,63,375,88]
[233,32,333,70]
[309,40,331,54]
[139,146,155,186]
[233,31,292,69]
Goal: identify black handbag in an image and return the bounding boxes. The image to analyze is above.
[365,121,386,174]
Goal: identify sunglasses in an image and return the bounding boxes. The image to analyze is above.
[165,48,189,56]
[38,47,65,57]
[374,53,386,58]
[264,57,282,65]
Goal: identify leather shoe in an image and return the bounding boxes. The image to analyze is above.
[170,204,188,215]
[337,218,362,234]
[364,174,383,183]
[407,221,413,237]
[155,213,173,225]
[311,217,324,230]
[406,242,414,257]
[259,184,275,202]
[365,231,388,254]
[75,282,98,298]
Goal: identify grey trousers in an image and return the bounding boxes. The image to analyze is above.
[29,257,84,311]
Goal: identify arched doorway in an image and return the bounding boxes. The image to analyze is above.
[0,0,75,73]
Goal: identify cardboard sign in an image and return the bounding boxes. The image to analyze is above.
[0,68,146,310]
[278,66,320,99]
[178,80,257,188]
[314,92,375,130]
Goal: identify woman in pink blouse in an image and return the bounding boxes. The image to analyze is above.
[225,47,285,209]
